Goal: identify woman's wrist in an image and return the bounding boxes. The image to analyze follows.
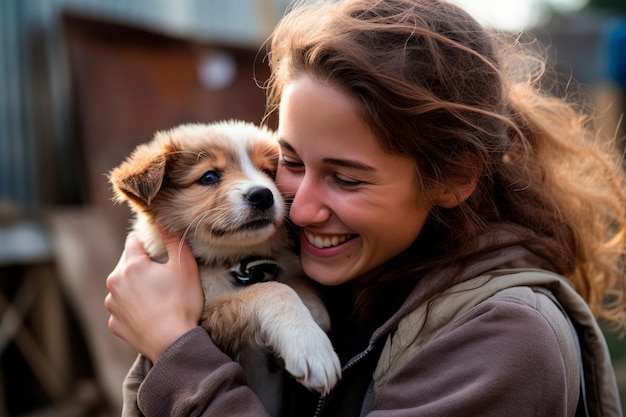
[144,320,199,363]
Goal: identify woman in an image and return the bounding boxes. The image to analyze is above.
[104,0,626,415]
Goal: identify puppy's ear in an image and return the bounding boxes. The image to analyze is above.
[109,147,168,207]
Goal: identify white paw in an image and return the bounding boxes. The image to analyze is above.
[280,322,341,395]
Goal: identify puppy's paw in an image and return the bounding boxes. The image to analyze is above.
[280,322,341,395]
[250,281,341,394]
[283,278,332,332]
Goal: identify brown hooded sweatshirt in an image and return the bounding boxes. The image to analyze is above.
[126,230,623,417]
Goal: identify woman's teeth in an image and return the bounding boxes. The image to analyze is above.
[304,230,351,248]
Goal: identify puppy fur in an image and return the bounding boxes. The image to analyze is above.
[109,121,340,416]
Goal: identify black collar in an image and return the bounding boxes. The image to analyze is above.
[228,256,280,286]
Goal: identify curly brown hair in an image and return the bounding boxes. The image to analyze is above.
[263,0,626,330]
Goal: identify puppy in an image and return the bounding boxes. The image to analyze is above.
[109,121,341,416]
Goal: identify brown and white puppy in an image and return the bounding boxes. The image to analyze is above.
[109,121,340,416]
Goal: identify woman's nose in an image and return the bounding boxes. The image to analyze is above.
[289,175,331,226]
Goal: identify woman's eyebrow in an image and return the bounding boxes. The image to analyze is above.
[322,157,375,171]
[278,138,375,171]
[278,138,295,153]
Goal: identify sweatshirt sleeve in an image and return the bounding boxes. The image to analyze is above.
[137,326,271,417]
[370,289,580,417]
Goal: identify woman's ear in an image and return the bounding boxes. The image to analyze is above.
[432,155,481,209]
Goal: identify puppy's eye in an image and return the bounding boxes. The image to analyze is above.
[262,169,276,179]
[198,170,221,185]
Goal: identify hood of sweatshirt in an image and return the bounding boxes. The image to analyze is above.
[370,226,557,345]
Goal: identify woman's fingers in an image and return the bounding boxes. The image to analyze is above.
[104,228,204,361]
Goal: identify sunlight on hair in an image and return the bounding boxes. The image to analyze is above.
[449,0,586,32]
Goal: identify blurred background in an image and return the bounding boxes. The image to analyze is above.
[0,0,624,416]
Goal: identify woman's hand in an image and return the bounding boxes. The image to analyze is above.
[104,229,203,363]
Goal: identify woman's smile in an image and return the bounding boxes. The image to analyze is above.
[303,229,355,249]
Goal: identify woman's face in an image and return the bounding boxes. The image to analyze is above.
[275,75,435,286]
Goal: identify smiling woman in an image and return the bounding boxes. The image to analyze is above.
[105,0,626,416]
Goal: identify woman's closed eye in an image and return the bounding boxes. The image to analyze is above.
[333,174,364,188]
[280,155,304,170]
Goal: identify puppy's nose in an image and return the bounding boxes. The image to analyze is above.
[246,187,274,211]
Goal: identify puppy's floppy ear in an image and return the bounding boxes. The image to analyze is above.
[109,146,168,207]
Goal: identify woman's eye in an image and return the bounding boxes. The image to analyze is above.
[198,170,221,185]
[279,155,303,168]
[333,175,364,188]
